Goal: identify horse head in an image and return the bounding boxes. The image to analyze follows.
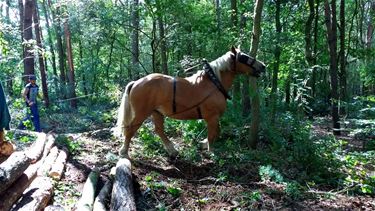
[230,46,266,77]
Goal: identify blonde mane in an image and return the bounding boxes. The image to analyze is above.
[209,51,233,82]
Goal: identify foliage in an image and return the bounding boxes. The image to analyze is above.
[55,135,82,155]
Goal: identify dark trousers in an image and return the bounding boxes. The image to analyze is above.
[18,104,41,132]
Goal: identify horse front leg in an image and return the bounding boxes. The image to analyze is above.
[204,116,220,152]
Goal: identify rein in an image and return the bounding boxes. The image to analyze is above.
[203,60,232,100]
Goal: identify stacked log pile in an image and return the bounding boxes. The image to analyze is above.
[76,158,136,211]
[0,131,69,211]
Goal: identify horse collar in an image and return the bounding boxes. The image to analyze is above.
[203,60,232,100]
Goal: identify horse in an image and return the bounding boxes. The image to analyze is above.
[116,47,265,159]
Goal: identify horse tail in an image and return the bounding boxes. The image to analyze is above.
[117,81,135,135]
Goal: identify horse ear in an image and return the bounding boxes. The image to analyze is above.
[231,46,237,55]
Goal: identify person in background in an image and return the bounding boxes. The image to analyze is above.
[19,75,41,132]
[0,81,14,156]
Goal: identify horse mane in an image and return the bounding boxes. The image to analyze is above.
[208,51,233,82]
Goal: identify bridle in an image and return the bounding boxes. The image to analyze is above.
[232,52,262,77]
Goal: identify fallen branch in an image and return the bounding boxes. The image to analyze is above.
[0,152,31,193]
[93,180,113,211]
[12,176,54,211]
[76,168,100,211]
[111,159,136,211]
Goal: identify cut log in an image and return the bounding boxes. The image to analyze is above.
[76,168,100,211]
[37,146,59,176]
[0,152,31,193]
[110,159,136,211]
[44,205,65,211]
[43,134,56,158]
[93,180,113,211]
[0,163,38,211]
[26,133,47,163]
[11,176,54,211]
[49,148,68,180]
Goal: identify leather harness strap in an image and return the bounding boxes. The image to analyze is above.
[172,77,177,113]
[203,60,232,100]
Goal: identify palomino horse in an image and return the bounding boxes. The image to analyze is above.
[117,47,265,158]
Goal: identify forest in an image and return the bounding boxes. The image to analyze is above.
[0,0,374,210]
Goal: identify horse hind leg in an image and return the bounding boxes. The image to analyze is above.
[152,112,178,158]
[119,124,140,159]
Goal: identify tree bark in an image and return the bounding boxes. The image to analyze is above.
[131,0,140,79]
[33,0,49,107]
[93,180,113,211]
[271,0,282,124]
[110,159,136,211]
[158,15,168,75]
[50,1,67,99]
[312,0,320,98]
[49,148,68,181]
[231,0,240,109]
[37,146,59,176]
[0,152,31,194]
[324,0,341,135]
[18,0,25,81]
[12,176,53,211]
[26,132,47,163]
[248,0,265,148]
[77,169,100,211]
[42,0,59,96]
[64,20,78,108]
[339,0,347,109]
[0,163,38,211]
[23,0,35,84]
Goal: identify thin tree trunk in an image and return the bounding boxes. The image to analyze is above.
[158,15,168,75]
[339,0,346,110]
[312,0,320,98]
[42,0,58,96]
[64,20,77,109]
[249,0,265,148]
[106,32,116,81]
[50,1,66,99]
[241,0,250,117]
[271,0,282,124]
[324,0,340,135]
[23,0,34,84]
[131,0,140,79]
[231,0,240,109]
[33,0,49,107]
[18,0,25,82]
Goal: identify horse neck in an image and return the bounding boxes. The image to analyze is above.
[219,70,236,91]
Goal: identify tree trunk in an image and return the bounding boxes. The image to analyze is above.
[42,0,59,96]
[248,0,264,149]
[33,0,50,107]
[241,0,250,117]
[18,0,25,81]
[64,20,78,108]
[312,0,320,98]
[271,0,282,124]
[215,0,221,39]
[131,0,140,79]
[50,1,67,99]
[158,15,168,75]
[339,0,347,110]
[324,0,340,135]
[23,0,35,84]
[231,0,240,108]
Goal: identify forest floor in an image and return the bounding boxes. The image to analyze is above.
[40,116,374,211]
[7,114,374,210]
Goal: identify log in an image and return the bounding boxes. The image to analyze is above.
[110,159,136,211]
[26,133,47,163]
[49,148,68,180]
[43,134,56,158]
[76,168,100,211]
[37,146,59,176]
[11,176,54,211]
[93,180,113,211]
[0,152,31,193]
[0,163,38,211]
[44,205,65,211]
